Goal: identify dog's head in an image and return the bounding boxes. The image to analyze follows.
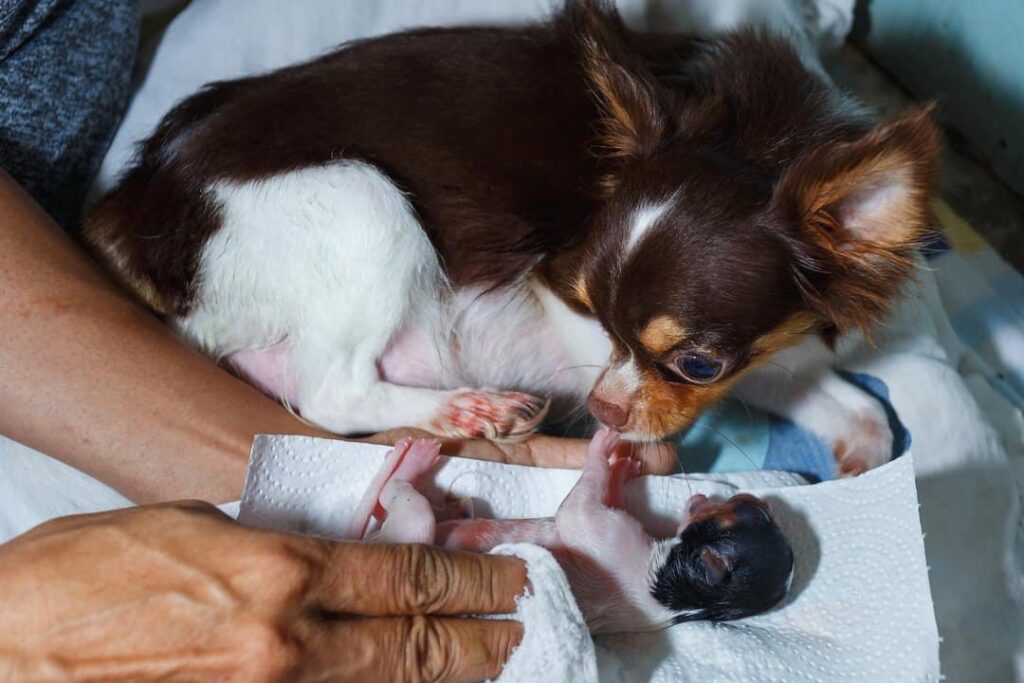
[559,2,940,439]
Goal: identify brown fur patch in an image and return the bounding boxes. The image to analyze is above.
[639,315,688,355]
[776,105,941,335]
[85,211,169,314]
[568,0,665,166]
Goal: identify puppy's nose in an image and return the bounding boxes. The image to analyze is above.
[587,393,630,428]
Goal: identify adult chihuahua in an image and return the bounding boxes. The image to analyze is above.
[87,1,939,474]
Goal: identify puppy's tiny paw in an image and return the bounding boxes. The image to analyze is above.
[610,453,642,482]
[832,410,893,477]
[433,389,549,441]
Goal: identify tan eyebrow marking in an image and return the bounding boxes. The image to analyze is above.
[639,315,688,355]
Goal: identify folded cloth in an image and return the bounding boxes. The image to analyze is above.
[240,435,938,682]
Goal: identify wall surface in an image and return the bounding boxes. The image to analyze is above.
[855,0,1024,198]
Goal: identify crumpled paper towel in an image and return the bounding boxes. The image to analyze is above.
[240,436,939,682]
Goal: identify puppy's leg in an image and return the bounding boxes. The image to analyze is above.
[346,438,439,542]
[375,438,441,544]
[435,518,559,552]
[734,336,893,475]
[605,452,642,509]
[559,428,618,515]
[555,429,642,547]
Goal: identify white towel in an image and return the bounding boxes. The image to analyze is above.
[240,435,939,682]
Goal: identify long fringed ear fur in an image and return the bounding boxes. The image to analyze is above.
[565,0,668,168]
[775,105,941,336]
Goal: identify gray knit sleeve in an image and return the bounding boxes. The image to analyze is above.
[0,0,139,232]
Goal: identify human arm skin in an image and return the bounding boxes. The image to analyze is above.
[0,170,327,503]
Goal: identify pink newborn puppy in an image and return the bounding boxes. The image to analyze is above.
[350,429,794,633]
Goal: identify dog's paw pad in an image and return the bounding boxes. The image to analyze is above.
[434,389,549,441]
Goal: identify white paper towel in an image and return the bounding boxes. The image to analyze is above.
[240,436,939,682]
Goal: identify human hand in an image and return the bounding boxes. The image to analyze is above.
[0,502,527,682]
[364,428,676,475]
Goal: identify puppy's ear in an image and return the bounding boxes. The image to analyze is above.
[775,106,940,335]
[699,546,731,586]
[567,0,667,162]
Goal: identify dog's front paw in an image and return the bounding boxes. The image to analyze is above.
[432,389,549,441]
[831,408,893,477]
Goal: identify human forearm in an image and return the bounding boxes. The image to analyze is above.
[0,171,326,503]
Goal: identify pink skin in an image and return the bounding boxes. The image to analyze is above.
[345,437,441,541]
[352,429,681,633]
[228,344,301,407]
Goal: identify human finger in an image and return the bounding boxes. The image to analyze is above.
[301,615,523,683]
[363,429,676,473]
[305,542,528,616]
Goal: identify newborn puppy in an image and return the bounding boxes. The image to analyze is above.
[349,430,794,633]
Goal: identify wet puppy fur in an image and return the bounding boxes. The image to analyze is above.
[653,493,793,622]
[85,0,940,441]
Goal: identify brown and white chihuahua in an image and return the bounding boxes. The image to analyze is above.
[86,0,939,474]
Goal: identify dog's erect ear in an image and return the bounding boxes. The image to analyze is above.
[567,0,667,162]
[775,105,941,335]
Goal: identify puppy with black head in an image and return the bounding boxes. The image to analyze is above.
[353,429,794,632]
[86,1,938,475]
[652,493,793,623]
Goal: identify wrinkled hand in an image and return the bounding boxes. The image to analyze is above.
[365,428,676,475]
[0,502,527,683]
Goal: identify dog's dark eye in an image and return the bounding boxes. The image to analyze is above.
[674,353,724,384]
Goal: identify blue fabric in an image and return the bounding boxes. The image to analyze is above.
[675,371,912,483]
[0,0,138,231]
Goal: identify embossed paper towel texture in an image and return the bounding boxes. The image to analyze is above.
[241,436,939,683]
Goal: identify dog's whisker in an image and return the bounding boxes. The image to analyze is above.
[672,443,695,500]
[552,363,604,374]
